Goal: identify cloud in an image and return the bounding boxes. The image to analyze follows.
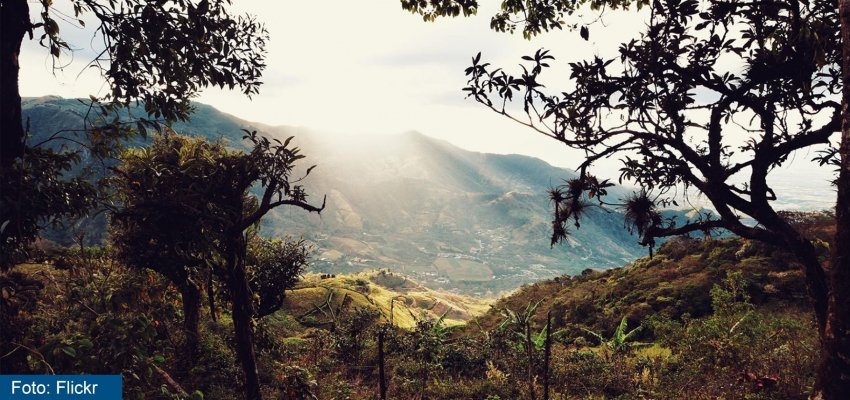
[15,0,836,209]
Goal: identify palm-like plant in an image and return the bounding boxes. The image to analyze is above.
[500,301,544,400]
[582,316,650,356]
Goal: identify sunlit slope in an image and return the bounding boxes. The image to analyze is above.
[279,270,491,329]
[469,234,817,337]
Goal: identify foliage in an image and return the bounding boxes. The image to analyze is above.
[109,130,322,399]
[0,149,97,269]
[473,234,810,338]
[400,0,648,39]
[3,227,823,399]
[2,0,270,278]
[0,257,184,398]
[417,8,845,392]
[110,134,231,280]
[462,0,839,258]
[247,236,311,318]
[583,316,649,355]
[649,271,817,399]
[30,0,268,122]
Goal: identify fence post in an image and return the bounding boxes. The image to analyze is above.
[544,310,552,400]
[378,330,387,400]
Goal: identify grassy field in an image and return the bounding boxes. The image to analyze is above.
[433,257,493,282]
[281,271,491,329]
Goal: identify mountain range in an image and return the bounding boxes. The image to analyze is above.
[24,96,658,295]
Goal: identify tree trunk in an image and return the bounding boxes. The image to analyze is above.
[0,0,29,170]
[208,273,218,323]
[179,280,202,357]
[814,0,850,397]
[782,232,829,334]
[378,330,387,400]
[226,235,263,400]
[526,322,537,400]
[543,312,551,400]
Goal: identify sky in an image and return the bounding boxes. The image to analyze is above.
[19,0,643,171]
[18,0,837,210]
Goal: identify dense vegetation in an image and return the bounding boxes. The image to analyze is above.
[1,212,830,399]
[405,0,850,395]
[2,0,849,397]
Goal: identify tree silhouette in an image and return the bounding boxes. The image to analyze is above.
[405,0,850,396]
[110,134,230,356]
[111,132,323,400]
[0,0,268,168]
[1,0,269,270]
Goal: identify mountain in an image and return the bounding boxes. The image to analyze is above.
[23,96,655,294]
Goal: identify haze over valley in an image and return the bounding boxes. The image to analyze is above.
[24,97,643,295]
[23,97,834,296]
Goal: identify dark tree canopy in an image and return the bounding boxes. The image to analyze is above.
[29,0,267,122]
[0,149,97,268]
[110,134,235,275]
[110,134,247,353]
[247,236,311,318]
[462,0,839,292]
[110,131,323,400]
[403,0,849,396]
[401,0,647,39]
[0,0,270,270]
[2,0,268,166]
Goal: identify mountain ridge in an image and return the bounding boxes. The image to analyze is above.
[23,96,652,295]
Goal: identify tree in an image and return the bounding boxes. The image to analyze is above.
[404,0,849,396]
[246,236,311,318]
[0,0,268,269]
[111,132,323,400]
[0,148,97,268]
[1,0,267,169]
[110,134,230,356]
[210,131,323,400]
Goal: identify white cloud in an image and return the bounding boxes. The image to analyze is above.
[17,0,836,209]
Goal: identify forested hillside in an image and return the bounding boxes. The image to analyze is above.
[4,0,849,397]
[1,212,828,399]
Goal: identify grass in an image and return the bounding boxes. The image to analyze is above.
[433,257,493,282]
[280,271,491,329]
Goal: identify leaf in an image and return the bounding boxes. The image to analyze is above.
[137,121,148,139]
[580,26,589,41]
[61,346,77,358]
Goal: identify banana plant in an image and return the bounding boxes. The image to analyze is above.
[582,316,650,354]
[499,301,545,400]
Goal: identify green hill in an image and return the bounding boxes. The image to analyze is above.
[3,213,828,399]
[471,234,815,337]
[276,270,490,330]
